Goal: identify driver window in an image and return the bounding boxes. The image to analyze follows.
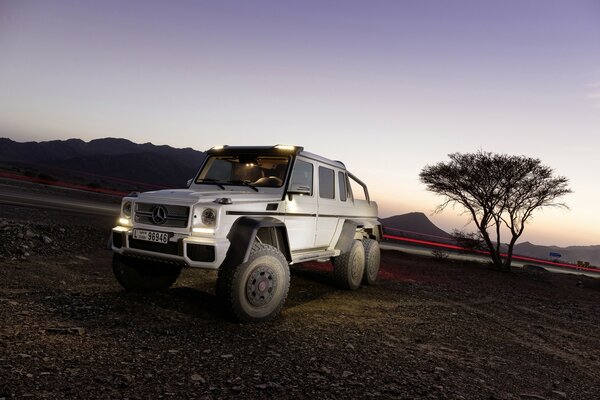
[289,160,313,195]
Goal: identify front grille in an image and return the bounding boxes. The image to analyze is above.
[134,203,190,228]
[128,238,181,256]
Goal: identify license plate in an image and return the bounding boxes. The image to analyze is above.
[132,229,169,244]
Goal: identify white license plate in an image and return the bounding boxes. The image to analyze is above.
[132,229,169,244]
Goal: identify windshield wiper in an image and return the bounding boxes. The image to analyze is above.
[196,178,225,190]
[230,180,259,192]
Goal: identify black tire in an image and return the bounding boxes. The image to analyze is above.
[217,243,290,323]
[112,254,181,292]
[332,240,365,290]
[362,238,380,285]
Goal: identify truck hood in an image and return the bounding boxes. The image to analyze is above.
[134,189,281,206]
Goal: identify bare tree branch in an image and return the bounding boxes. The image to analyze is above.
[420,151,572,271]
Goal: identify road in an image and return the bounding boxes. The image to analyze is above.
[0,183,119,216]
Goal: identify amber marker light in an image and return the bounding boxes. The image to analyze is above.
[118,217,131,226]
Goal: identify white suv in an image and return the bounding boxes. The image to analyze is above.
[111,145,381,322]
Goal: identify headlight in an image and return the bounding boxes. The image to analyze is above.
[122,201,132,217]
[201,208,216,226]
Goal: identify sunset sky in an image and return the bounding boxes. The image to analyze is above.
[1,1,599,246]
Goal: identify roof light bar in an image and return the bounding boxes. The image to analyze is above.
[274,145,296,151]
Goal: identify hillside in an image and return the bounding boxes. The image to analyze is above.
[514,242,600,266]
[0,137,205,190]
[379,212,451,241]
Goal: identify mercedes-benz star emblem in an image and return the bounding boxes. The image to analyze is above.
[151,205,168,225]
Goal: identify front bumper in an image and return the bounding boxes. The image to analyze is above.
[110,227,229,270]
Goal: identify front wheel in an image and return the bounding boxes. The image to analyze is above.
[112,254,181,292]
[217,243,290,323]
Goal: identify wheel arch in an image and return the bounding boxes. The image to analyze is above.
[222,216,291,268]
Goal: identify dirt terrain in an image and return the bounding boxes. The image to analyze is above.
[1,204,600,399]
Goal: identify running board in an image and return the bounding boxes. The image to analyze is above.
[291,249,340,264]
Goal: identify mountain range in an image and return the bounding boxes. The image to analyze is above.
[0,137,205,190]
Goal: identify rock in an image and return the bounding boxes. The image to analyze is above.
[551,391,567,399]
[519,394,549,400]
[191,374,206,383]
[25,229,36,239]
[42,235,52,244]
[345,343,355,350]
[342,370,353,378]
[221,354,233,359]
[43,327,85,335]
[434,367,446,374]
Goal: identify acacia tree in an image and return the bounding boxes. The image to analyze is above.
[419,151,571,271]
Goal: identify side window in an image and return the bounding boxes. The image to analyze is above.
[338,171,347,202]
[289,160,313,195]
[319,166,335,199]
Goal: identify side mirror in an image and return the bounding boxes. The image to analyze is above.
[186,178,193,187]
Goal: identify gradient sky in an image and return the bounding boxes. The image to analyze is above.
[1,0,599,246]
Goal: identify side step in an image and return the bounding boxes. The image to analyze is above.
[291,249,340,264]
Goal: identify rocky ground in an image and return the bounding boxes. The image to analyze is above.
[1,203,600,399]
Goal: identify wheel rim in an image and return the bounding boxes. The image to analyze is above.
[368,251,380,279]
[245,265,278,307]
[350,251,363,281]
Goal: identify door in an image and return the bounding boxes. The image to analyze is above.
[314,164,340,248]
[284,158,317,251]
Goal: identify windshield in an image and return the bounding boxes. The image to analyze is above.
[195,155,290,188]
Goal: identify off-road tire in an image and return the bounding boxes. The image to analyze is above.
[217,243,290,323]
[362,238,380,285]
[332,239,365,290]
[112,254,181,292]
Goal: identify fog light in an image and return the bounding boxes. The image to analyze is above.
[119,217,131,226]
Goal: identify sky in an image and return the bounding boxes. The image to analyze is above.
[0,0,599,246]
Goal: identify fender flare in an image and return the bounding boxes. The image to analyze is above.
[334,220,364,254]
[335,219,382,254]
[222,216,291,267]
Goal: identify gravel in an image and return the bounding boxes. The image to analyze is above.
[1,200,600,399]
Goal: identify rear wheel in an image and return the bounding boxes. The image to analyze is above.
[332,240,365,290]
[362,238,380,285]
[217,243,290,323]
[112,254,181,292]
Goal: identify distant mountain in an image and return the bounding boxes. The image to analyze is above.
[514,242,600,266]
[0,137,205,190]
[380,212,451,241]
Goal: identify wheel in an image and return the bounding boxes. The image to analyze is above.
[362,238,380,285]
[217,243,290,323]
[112,254,181,292]
[332,240,365,290]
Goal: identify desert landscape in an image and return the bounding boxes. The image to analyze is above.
[1,189,599,399]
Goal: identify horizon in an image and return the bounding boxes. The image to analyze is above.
[1,1,599,247]
[2,135,597,249]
